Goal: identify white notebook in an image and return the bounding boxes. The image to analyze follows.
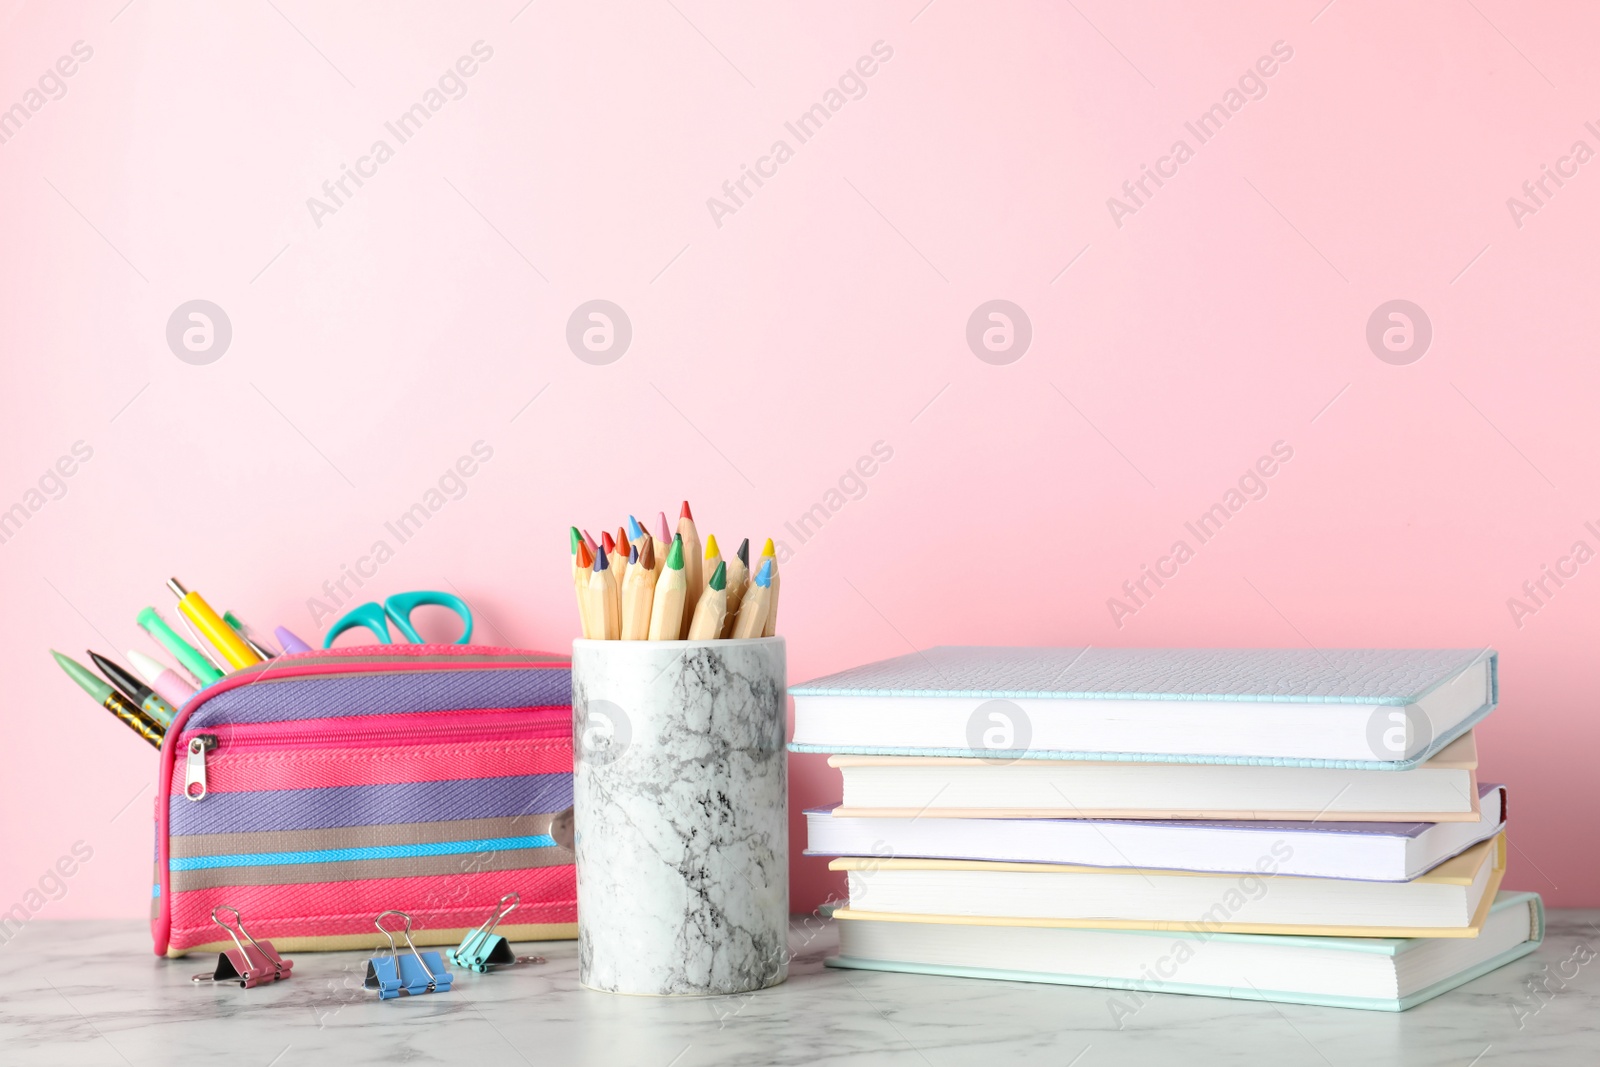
[806,783,1506,881]
[831,731,1482,821]
[791,647,1496,769]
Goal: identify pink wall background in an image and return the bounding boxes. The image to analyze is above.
[2,1,1595,920]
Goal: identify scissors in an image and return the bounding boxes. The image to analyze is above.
[323,591,474,649]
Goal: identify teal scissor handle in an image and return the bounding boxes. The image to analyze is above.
[384,591,473,644]
[323,591,474,648]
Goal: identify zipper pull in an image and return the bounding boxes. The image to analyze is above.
[184,734,217,802]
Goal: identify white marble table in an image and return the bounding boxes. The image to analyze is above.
[3,912,1596,1066]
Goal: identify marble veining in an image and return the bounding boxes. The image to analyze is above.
[1,912,1596,1065]
[572,638,788,996]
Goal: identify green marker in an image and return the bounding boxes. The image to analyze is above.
[137,606,224,685]
[51,651,164,748]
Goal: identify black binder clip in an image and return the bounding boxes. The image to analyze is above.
[190,905,293,988]
[449,892,547,973]
[364,910,453,1000]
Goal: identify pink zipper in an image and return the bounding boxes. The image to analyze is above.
[175,709,571,798]
[179,708,569,754]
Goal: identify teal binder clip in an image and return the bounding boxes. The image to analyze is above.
[449,892,546,973]
[364,910,453,1000]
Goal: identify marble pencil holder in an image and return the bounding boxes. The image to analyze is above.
[571,636,788,996]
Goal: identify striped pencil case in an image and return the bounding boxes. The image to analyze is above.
[151,644,576,957]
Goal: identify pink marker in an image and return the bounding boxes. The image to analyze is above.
[127,648,197,709]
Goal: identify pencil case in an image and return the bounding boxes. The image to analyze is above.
[151,644,576,957]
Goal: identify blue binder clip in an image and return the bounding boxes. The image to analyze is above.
[364,910,453,1000]
[449,892,547,973]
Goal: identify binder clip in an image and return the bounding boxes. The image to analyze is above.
[449,892,547,973]
[190,905,293,988]
[364,910,453,1000]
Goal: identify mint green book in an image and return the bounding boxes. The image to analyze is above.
[827,891,1543,1012]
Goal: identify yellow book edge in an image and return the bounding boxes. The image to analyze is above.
[166,921,579,958]
[828,730,1479,769]
[830,833,1498,884]
[831,835,1506,940]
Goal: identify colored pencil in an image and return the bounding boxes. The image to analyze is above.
[621,539,657,640]
[586,546,622,640]
[678,501,703,622]
[759,538,780,637]
[613,526,631,588]
[653,512,672,581]
[574,540,595,638]
[702,533,722,600]
[647,534,688,641]
[686,560,729,640]
[721,537,750,638]
[733,558,774,638]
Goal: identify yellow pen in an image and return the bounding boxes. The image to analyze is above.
[168,577,261,670]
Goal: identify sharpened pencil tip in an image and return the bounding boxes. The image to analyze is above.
[761,538,775,558]
[628,514,645,540]
[680,500,694,521]
[755,558,773,586]
[736,538,750,566]
[569,527,581,553]
[704,533,719,558]
[666,534,685,570]
[594,545,609,571]
[709,560,727,591]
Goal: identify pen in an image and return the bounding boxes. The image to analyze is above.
[169,577,261,670]
[51,651,163,748]
[224,611,277,659]
[127,648,197,710]
[89,650,177,728]
[137,606,224,685]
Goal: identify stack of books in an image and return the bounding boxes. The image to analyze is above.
[791,647,1543,1012]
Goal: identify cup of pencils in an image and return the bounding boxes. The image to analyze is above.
[569,503,788,996]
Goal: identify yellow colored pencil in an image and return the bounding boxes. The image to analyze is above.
[702,533,722,597]
[758,538,780,637]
